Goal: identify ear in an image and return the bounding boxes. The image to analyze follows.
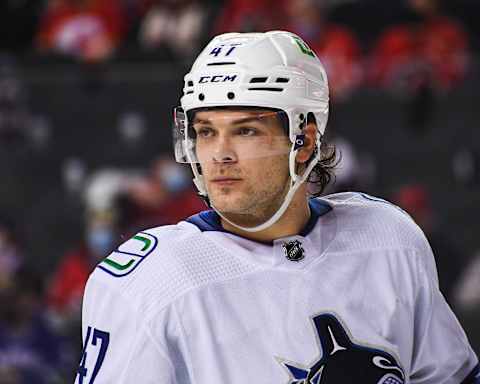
[296,121,317,164]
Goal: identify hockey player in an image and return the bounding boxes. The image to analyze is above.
[75,31,479,383]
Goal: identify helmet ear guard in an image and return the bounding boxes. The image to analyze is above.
[175,31,329,232]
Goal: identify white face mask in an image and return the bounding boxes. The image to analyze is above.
[87,227,115,258]
[159,164,190,193]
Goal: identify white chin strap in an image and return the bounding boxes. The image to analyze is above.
[207,143,318,233]
[211,177,302,233]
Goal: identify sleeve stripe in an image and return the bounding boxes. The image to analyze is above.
[461,362,480,384]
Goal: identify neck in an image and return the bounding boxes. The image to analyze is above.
[220,185,311,243]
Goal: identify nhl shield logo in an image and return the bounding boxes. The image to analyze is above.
[282,240,305,262]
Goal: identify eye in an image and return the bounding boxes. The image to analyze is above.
[237,127,258,136]
[196,126,215,138]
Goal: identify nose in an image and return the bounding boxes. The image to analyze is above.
[212,135,237,164]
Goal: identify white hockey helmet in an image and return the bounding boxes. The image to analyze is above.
[174,31,329,232]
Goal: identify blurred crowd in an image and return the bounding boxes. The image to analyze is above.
[0,157,205,382]
[0,0,479,382]
[0,0,477,99]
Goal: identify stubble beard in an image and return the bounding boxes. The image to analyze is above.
[208,172,291,228]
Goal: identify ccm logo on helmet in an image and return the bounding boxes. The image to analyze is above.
[199,74,238,83]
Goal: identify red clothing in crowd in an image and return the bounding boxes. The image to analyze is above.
[128,189,206,231]
[47,246,93,315]
[418,17,469,89]
[306,25,362,100]
[215,0,287,34]
[369,17,469,90]
[37,0,126,60]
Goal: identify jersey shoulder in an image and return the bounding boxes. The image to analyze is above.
[320,192,431,255]
[92,223,190,280]
[86,220,258,317]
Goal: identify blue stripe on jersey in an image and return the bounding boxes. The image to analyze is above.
[186,198,332,237]
[300,199,332,236]
[461,363,480,384]
[186,209,224,233]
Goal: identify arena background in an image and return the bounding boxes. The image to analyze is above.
[0,0,479,382]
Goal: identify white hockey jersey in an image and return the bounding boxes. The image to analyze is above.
[75,192,479,384]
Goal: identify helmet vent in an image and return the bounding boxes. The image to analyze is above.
[249,77,268,83]
[206,62,236,66]
[275,77,290,83]
[248,87,283,92]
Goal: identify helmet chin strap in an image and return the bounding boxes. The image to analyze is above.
[208,143,318,233]
[211,177,301,233]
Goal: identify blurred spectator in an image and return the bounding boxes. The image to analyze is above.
[0,268,71,383]
[47,209,119,323]
[284,0,362,101]
[47,170,127,323]
[47,161,202,321]
[139,0,208,59]
[0,216,23,292]
[392,184,467,306]
[83,169,128,212]
[120,156,204,232]
[369,0,469,93]
[414,0,469,89]
[36,0,127,62]
[369,25,423,94]
[214,0,287,35]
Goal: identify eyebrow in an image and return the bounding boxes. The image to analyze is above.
[193,115,271,125]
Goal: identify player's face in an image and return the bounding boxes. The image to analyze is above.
[192,109,291,222]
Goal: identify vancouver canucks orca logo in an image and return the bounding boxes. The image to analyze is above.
[280,313,405,384]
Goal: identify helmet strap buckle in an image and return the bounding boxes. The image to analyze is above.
[294,134,306,151]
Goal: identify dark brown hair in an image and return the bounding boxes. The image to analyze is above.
[305,112,338,197]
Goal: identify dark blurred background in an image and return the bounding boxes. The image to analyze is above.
[0,0,479,382]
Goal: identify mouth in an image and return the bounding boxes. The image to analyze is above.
[210,177,242,186]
